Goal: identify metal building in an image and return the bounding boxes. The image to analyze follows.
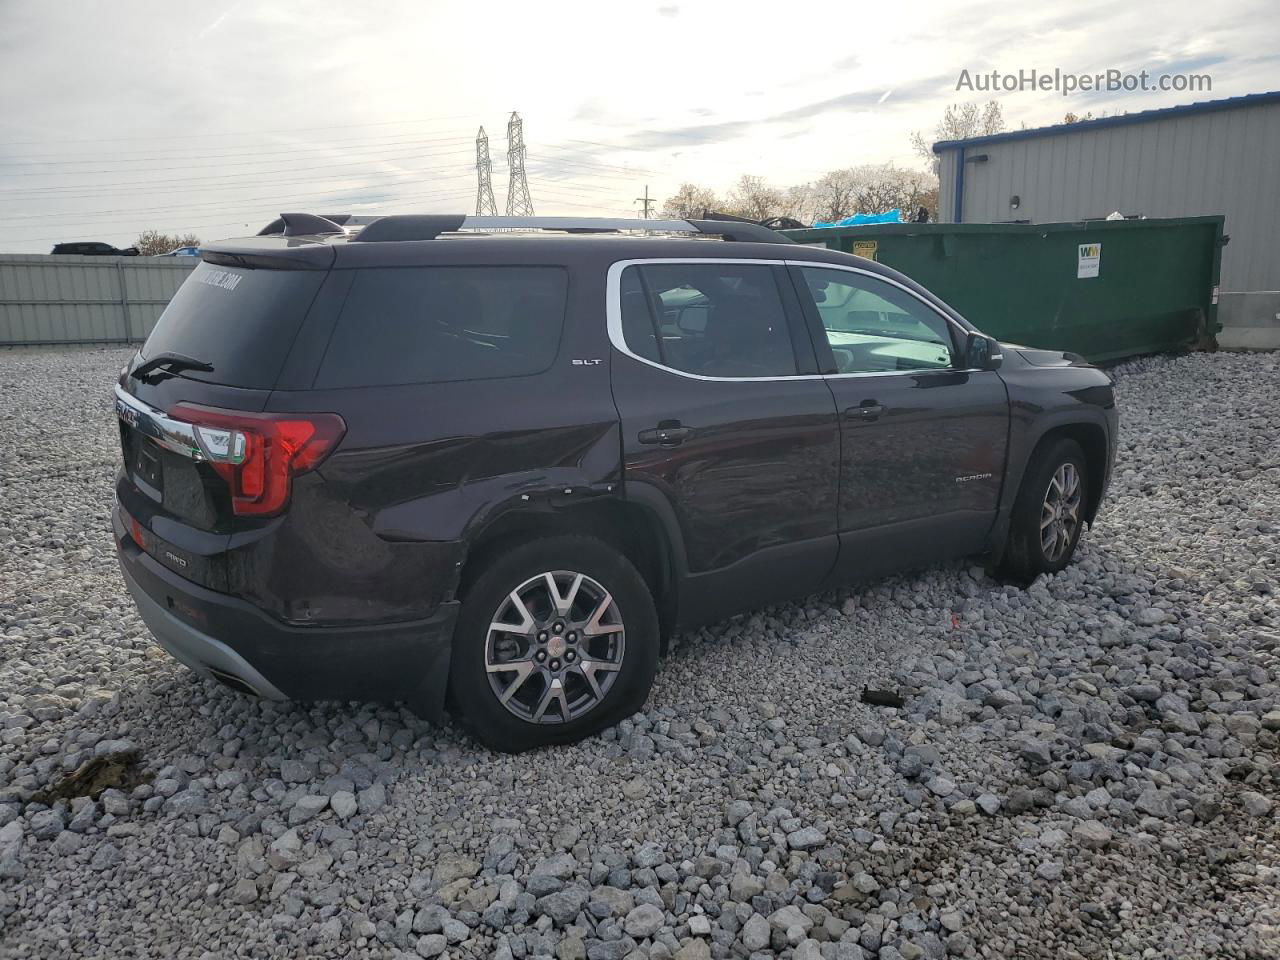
[933,90,1280,349]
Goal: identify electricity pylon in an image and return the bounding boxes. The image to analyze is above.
[505,112,534,216]
[474,126,498,216]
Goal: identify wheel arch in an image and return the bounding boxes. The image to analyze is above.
[985,413,1111,570]
[1028,421,1109,524]
[459,496,679,648]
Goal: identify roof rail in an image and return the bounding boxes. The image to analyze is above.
[344,214,792,244]
[255,213,795,243]
[685,218,793,244]
[352,214,467,242]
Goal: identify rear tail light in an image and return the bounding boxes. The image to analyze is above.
[169,404,346,517]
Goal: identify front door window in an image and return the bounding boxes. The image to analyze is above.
[798,266,956,374]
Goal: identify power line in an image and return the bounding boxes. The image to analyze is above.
[11,188,480,243]
[0,146,475,181]
[0,175,459,207]
[0,134,477,167]
[0,146,662,198]
[0,154,476,201]
[525,161,667,185]
[0,138,665,176]
[0,114,477,147]
[3,178,473,223]
[505,112,534,217]
[553,143,665,174]
[527,178,644,202]
[474,126,498,217]
[525,183,637,216]
[0,150,650,208]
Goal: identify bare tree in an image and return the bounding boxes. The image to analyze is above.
[135,230,201,256]
[660,183,722,219]
[659,165,939,231]
[811,168,865,223]
[910,101,1005,174]
[780,183,818,225]
[725,174,784,221]
[808,165,940,223]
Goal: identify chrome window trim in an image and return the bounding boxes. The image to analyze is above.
[605,258,816,383]
[787,260,974,340]
[604,257,984,383]
[114,383,204,461]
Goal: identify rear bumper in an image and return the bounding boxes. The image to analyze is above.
[114,506,459,718]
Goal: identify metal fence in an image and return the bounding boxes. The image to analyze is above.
[0,254,198,347]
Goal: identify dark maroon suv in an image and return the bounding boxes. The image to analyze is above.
[113,213,1117,751]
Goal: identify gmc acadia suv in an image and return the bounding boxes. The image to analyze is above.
[112,212,1118,751]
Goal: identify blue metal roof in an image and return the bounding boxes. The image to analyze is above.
[932,89,1280,153]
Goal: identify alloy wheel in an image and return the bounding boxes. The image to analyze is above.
[484,570,625,724]
[1041,462,1082,562]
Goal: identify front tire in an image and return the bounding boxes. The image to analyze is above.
[1001,437,1089,581]
[450,535,659,752]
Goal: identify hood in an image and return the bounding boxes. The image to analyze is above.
[1001,342,1090,367]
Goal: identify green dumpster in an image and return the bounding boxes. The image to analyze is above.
[782,216,1225,363]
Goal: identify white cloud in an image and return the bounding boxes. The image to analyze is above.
[0,0,1275,250]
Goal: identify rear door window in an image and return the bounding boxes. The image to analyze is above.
[618,263,797,378]
[142,261,326,388]
[315,266,567,388]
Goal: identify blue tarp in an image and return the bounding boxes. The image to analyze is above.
[812,209,901,228]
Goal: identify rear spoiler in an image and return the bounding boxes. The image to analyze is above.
[202,233,336,270]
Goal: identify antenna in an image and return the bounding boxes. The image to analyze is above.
[505,111,535,216]
[474,126,498,216]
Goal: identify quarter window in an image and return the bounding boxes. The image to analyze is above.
[799,267,956,374]
[315,266,567,388]
[619,263,797,378]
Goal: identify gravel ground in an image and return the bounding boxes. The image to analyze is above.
[1,346,1278,960]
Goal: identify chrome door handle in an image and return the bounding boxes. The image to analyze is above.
[846,402,884,422]
[638,423,692,445]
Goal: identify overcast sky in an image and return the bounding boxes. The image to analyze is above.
[1,0,1276,251]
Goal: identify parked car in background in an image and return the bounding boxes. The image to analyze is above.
[112,212,1118,752]
[51,241,139,256]
[161,246,201,257]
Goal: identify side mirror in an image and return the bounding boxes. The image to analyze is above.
[965,332,1002,371]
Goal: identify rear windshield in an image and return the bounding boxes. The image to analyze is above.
[314,266,567,389]
[141,262,325,388]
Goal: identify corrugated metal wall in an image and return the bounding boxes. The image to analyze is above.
[0,255,197,347]
[936,100,1280,338]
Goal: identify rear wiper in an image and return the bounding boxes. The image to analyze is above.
[130,352,214,380]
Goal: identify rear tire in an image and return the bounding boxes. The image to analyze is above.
[449,535,659,752]
[1001,437,1089,581]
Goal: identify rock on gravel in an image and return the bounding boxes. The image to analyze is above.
[0,348,1278,959]
[741,913,771,951]
[623,902,664,937]
[1242,791,1273,817]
